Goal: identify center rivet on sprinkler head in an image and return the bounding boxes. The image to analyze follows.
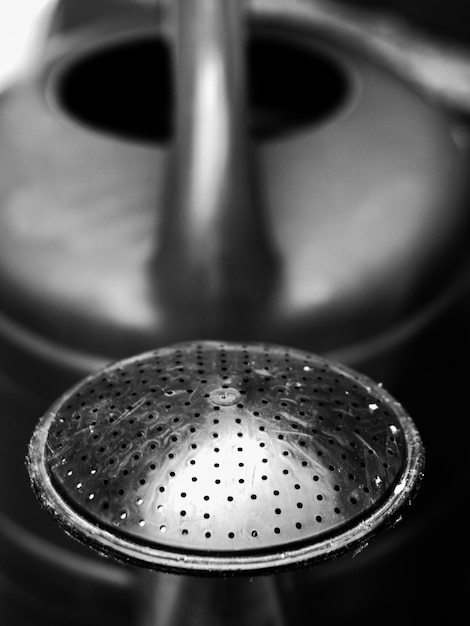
[209,387,241,406]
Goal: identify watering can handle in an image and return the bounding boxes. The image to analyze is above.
[255,0,470,113]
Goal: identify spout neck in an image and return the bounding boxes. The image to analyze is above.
[156,0,278,337]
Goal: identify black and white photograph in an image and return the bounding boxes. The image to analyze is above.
[0,1,469,624]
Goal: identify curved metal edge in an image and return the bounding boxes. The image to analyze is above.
[25,341,425,577]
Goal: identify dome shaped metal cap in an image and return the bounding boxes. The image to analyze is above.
[27,341,424,575]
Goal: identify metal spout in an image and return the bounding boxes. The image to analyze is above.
[156,0,278,337]
[138,573,286,626]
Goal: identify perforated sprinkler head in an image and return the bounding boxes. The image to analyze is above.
[27,341,424,576]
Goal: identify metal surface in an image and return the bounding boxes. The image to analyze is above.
[158,0,276,332]
[0,5,469,371]
[28,341,424,575]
